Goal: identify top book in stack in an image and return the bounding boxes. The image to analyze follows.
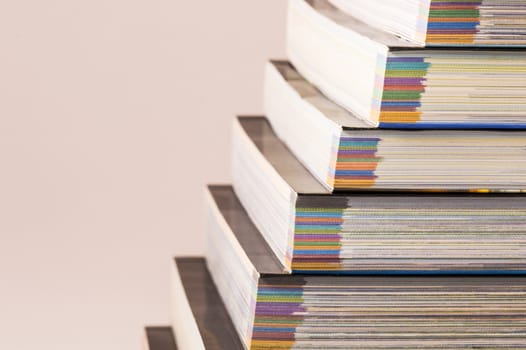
[287,0,526,128]
[329,0,526,47]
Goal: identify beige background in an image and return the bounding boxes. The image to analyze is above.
[0,1,286,349]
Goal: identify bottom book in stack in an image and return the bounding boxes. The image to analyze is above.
[169,185,526,349]
[143,327,177,350]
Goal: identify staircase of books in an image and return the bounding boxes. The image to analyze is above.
[144,1,526,349]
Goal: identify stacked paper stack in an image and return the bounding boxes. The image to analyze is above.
[144,1,526,349]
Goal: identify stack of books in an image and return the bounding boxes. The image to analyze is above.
[144,0,526,349]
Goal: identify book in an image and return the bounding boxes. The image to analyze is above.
[265,62,526,191]
[287,0,526,128]
[329,0,526,47]
[203,185,526,349]
[143,327,177,350]
[171,257,245,350]
[232,116,526,273]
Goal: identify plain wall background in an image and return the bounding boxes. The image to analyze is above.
[0,1,286,349]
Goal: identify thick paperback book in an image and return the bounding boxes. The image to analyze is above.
[329,0,526,47]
